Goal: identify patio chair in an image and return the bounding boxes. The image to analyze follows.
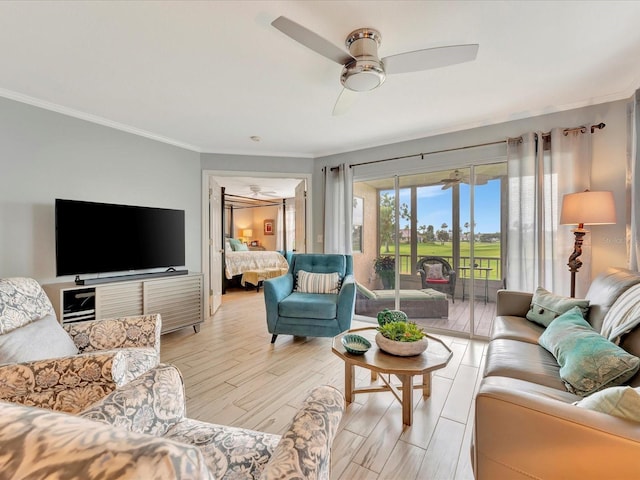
[417,256,457,303]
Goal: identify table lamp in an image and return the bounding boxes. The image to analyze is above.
[242,229,253,244]
[560,190,616,297]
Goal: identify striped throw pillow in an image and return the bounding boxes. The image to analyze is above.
[296,270,340,294]
[601,283,640,344]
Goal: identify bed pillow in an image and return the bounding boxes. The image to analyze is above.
[526,286,589,327]
[574,386,640,422]
[425,263,444,280]
[235,243,249,251]
[228,238,242,251]
[539,306,640,396]
[296,270,340,294]
[225,239,232,253]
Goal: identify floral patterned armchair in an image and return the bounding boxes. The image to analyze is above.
[0,364,345,480]
[0,277,161,413]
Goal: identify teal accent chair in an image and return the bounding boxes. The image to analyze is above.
[264,254,356,344]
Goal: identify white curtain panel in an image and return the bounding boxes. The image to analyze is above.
[507,128,592,297]
[323,164,353,254]
[276,201,296,251]
[285,201,295,251]
[628,90,640,270]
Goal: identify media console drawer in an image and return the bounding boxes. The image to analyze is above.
[43,273,204,334]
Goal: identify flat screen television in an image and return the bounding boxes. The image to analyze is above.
[55,199,185,277]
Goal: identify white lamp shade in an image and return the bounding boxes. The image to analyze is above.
[242,229,253,237]
[560,190,616,226]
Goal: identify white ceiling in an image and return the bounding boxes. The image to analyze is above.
[212,175,303,199]
[2,1,640,158]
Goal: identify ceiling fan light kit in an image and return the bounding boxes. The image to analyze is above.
[341,28,386,92]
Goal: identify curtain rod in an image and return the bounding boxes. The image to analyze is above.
[329,122,606,171]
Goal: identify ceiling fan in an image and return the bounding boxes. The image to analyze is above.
[247,184,279,198]
[271,16,479,115]
[440,170,489,190]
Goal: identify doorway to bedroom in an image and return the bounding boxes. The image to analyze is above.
[202,171,312,319]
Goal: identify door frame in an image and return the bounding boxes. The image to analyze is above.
[201,169,313,319]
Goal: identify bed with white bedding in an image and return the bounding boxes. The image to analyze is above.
[224,250,289,279]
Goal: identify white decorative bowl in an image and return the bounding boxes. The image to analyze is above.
[375,332,428,356]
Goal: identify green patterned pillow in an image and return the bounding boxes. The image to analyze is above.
[539,306,640,396]
[526,287,589,327]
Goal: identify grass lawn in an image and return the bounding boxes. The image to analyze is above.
[379,242,502,279]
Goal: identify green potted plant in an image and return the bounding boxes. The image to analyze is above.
[375,310,428,356]
[373,255,395,289]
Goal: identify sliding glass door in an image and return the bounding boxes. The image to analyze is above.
[352,162,506,338]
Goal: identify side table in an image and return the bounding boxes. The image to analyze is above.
[332,327,452,426]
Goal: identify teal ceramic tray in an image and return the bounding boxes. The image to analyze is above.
[341,334,371,355]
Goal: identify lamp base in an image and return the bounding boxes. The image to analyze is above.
[567,228,586,298]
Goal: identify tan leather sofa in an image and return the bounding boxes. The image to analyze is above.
[472,267,640,479]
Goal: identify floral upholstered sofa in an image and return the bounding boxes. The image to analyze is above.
[0,277,161,413]
[0,364,345,480]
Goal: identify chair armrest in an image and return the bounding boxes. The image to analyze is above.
[0,399,214,480]
[264,273,294,303]
[0,351,129,413]
[474,377,640,479]
[417,269,427,286]
[337,274,356,331]
[63,314,162,355]
[81,363,186,436]
[264,274,294,330]
[261,385,344,480]
[495,290,533,317]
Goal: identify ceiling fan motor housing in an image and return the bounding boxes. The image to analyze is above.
[341,28,386,92]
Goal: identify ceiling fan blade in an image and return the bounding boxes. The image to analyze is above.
[383,44,479,75]
[271,16,354,65]
[332,88,359,116]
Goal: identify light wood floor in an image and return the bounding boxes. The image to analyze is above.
[161,290,488,480]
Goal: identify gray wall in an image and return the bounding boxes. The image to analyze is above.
[314,99,630,278]
[201,152,313,174]
[0,94,631,286]
[0,97,201,284]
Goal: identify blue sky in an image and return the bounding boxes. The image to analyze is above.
[392,179,502,234]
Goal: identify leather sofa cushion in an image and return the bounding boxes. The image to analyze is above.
[491,315,544,344]
[479,375,580,404]
[585,267,640,332]
[484,339,566,391]
[620,327,640,387]
[279,293,338,319]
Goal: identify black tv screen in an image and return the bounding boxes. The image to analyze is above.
[55,199,185,276]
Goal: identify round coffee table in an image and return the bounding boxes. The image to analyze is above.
[332,326,453,426]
